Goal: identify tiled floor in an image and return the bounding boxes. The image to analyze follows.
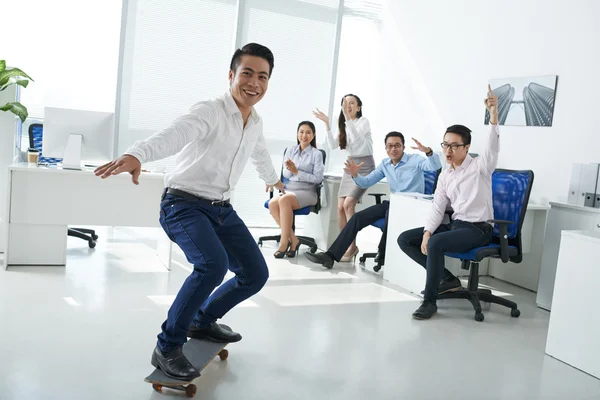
[0,226,598,400]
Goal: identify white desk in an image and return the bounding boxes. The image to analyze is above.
[536,202,600,310]
[383,192,548,297]
[3,163,172,269]
[545,230,600,379]
[303,173,390,250]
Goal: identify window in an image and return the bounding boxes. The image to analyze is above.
[116,0,238,172]
[231,0,338,227]
[4,0,121,151]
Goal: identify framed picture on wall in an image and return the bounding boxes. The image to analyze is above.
[484,75,558,127]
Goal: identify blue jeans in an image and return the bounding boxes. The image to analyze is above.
[156,193,269,352]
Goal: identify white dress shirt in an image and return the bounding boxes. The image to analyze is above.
[125,91,279,201]
[424,124,500,233]
[325,116,373,157]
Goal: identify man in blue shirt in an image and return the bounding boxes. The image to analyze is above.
[306,131,441,269]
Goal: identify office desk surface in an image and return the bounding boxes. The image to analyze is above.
[4,163,171,267]
[9,162,166,181]
[8,163,166,227]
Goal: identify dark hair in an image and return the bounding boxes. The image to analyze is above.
[445,124,472,145]
[230,43,275,77]
[384,131,405,145]
[337,94,363,150]
[297,121,317,148]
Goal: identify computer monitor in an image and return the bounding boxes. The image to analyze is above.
[42,107,115,170]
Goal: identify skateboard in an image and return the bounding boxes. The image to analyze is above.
[144,325,232,397]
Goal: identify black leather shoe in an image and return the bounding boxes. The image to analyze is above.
[412,301,438,320]
[305,252,334,269]
[187,322,242,343]
[420,276,463,295]
[439,276,462,294]
[151,346,200,380]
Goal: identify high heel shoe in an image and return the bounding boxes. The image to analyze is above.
[286,239,300,258]
[340,246,359,262]
[274,242,290,258]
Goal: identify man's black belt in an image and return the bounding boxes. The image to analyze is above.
[164,188,230,207]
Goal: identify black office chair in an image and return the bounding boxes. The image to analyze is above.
[360,168,441,272]
[29,123,98,248]
[257,149,326,254]
[440,169,534,321]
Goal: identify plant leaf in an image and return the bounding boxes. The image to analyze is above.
[0,68,34,87]
[0,60,5,72]
[0,77,30,92]
[0,101,28,123]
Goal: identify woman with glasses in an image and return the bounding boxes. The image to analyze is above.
[313,94,375,261]
[268,121,324,258]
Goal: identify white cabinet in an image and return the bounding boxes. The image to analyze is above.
[545,230,600,379]
[536,202,600,310]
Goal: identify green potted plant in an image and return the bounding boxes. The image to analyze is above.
[0,60,33,123]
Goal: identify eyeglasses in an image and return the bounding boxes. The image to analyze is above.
[385,144,403,150]
[440,142,466,151]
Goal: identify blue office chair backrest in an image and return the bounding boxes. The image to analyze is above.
[491,169,533,241]
[424,168,442,195]
[28,123,63,164]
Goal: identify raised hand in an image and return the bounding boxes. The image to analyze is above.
[410,138,432,154]
[94,154,142,185]
[484,84,499,124]
[341,97,350,119]
[285,159,298,175]
[312,108,329,123]
[343,158,364,178]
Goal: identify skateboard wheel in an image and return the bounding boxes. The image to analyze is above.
[186,384,197,397]
[219,349,229,361]
[152,383,162,392]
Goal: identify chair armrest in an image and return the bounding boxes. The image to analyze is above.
[487,219,515,263]
[368,193,387,205]
[313,183,323,213]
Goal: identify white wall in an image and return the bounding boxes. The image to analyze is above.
[0,85,18,254]
[377,0,600,204]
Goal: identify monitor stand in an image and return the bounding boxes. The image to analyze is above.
[62,134,83,170]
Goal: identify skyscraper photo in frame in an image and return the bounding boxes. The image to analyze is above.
[484,75,558,127]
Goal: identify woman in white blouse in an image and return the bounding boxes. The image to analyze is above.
[313,94,375,261]
[268,121,324,258]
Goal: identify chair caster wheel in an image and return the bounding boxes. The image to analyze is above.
[511,309,520,318]
[373,265,382,273]
[92,234,99,240]
[89,241,97,249]
[309,247,317,253]
[258,240,263,247]
[359,255,366,263]
[474,312,484,322]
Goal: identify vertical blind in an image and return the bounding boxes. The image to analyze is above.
[116,0,238,172]
[115,0,384,227]
[231,0,338,227]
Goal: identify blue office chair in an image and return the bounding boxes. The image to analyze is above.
[29,123,99,248]
[439,169,534,322]
[360,168,441,272]
[257,149,326,254]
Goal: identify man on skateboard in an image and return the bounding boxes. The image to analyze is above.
[95,43,283,380]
